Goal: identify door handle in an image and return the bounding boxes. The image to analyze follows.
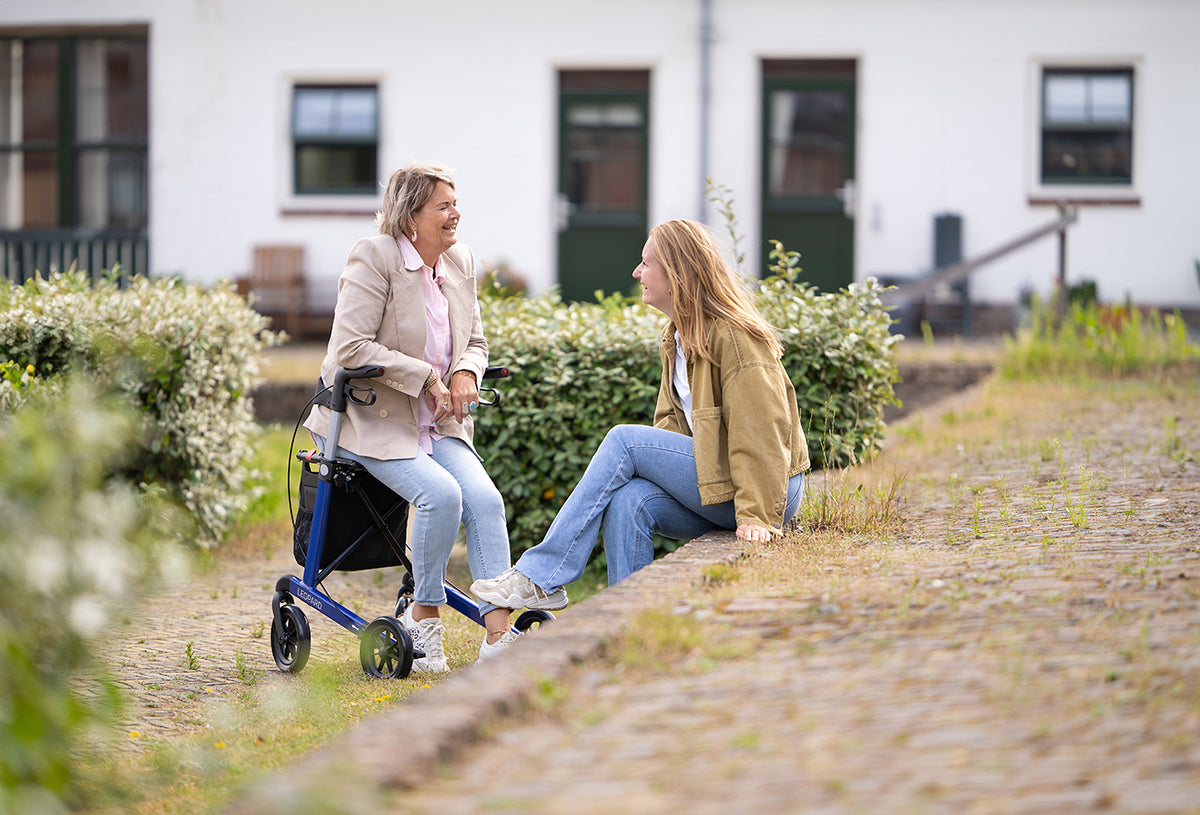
[555,193,574,232]
[835,179,857,219]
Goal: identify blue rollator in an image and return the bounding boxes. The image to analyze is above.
[270,364,553,679]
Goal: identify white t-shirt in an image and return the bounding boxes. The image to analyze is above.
[673,331,693,432]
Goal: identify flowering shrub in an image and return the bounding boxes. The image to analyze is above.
[0,376,183,812]
[0,272,281,546]
[475,264,900,556]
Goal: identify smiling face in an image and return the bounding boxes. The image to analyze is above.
[411,181,460,263]
[633,236,674,318]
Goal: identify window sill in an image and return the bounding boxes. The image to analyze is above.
[1028,191,1141,207]
[279,194,381,218]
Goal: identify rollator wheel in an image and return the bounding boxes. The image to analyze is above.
[271,604,311,673]
[514,609,555,632]
[360,616,414,679]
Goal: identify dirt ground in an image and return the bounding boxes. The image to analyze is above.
[101,366,1200,814]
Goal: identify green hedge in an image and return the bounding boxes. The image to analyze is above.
[476,257,900,555]
[0,272,281,546]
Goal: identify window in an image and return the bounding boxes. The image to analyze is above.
[292,85,378,195]
[1040,67,1133,186]
[0,34,148,230]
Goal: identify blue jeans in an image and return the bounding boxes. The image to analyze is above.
[314,434,511,615]
[516,425,805,589]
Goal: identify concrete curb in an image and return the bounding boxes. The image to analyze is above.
[226,531,747,813]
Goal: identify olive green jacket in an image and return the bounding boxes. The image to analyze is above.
[653,320,809,533]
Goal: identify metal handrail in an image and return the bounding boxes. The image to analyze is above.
[881,204,1078,306]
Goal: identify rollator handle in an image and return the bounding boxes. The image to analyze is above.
[330,366,384,413]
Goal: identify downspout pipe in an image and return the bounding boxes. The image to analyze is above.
[698,0,713,223]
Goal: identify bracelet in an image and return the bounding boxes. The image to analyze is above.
[422,368,440,392]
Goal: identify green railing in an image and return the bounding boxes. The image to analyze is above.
[0,229,148,285]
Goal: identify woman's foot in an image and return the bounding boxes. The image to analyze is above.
[399,605,447,673]
[477,630,520,663]
[470,567,568,611]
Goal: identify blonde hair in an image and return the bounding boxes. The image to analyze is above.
[649,219,782,362]
[375,164,456,239]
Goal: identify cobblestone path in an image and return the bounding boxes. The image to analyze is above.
[107,375,1200,814]
[388,380,1200,814]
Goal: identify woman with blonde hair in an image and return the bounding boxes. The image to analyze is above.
[471,218,809,610]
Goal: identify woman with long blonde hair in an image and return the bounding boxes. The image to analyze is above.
[472,219,809,610]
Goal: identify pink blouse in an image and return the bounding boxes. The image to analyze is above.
[398,236,452,453]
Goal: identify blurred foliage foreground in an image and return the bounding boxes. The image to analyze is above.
[0,272,279,811]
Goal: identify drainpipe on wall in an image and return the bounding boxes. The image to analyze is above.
[698,0,713,223]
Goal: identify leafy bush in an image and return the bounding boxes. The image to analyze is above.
[1000,294,1200,380]
[759,240,902,469]
[0,272,281,546]
[0,375,181,813]
[476,256,900,555]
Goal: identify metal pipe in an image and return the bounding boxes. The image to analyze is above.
[698,0,713,222]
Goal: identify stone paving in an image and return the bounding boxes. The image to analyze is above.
[102,371,1200,814]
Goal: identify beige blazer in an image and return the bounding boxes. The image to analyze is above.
[303,234,488,460]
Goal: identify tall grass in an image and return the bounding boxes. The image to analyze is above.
[1000,295,1200,380]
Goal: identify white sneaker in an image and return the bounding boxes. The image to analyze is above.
[477,630,520,663]
[399,605,447,673]
[470,567,568,611]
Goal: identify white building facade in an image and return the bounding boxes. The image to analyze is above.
[2,0,1197,328]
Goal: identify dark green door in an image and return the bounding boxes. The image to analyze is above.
[761,65,856,292]
[557,71,649,302]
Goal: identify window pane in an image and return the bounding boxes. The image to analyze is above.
[294,87,377,138]
[0,41,16,145]
[767,89,847,198]
[78,148,147,229]
[22,150,58,227]
[1090,75,1131,124]
[1045,75,1087,123]
[76,38,149,143]
[294,89,336,136]
[563,101,643,212]
[1042,130,1132,183]
[23,40,59,143]
[295,144,376,194]
[333,88,377,137]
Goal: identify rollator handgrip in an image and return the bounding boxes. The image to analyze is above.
[330,366,384,413]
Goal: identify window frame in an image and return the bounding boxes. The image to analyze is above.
[0,31,149,231]
[1029,58,1141,205]
[281,78,383,214]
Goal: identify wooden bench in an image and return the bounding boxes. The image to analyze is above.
[238,244,306,338]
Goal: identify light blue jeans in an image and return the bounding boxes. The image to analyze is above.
[314,434,511,615]
[516,424,805,589]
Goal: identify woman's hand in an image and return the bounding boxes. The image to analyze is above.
[425,375,454,425]
[736,523,776,543]
[448,370,480,423]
